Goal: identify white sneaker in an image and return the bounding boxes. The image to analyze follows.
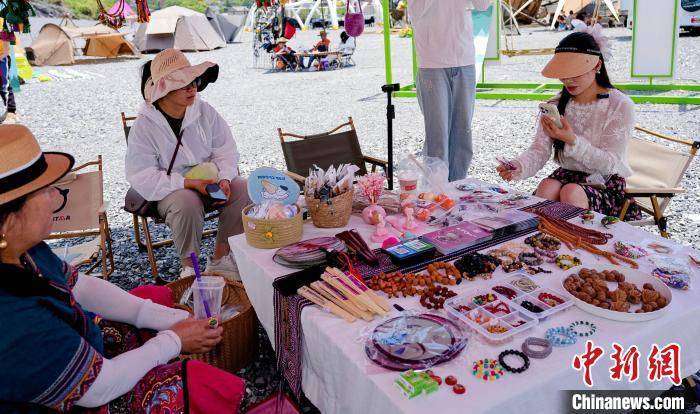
[204,254,240,281]
[180,266,196,279]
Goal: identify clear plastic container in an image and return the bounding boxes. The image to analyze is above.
[445,286,538,344]
[192,276,225,320]
[488,272,573,321]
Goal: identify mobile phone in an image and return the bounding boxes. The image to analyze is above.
[205,183,227,201]
[538,102,563,128]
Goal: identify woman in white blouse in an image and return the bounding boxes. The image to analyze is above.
[498,26,641,220]
[126,49,251,279]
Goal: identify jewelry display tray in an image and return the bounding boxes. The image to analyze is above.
[487,272,574,321]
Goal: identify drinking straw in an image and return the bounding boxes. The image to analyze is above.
[189,252,212,319]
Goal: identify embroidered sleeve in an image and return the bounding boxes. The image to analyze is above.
[63,260,80,289]
[0,303,104,412]
[562,96,634,176]
[514,115,554,180]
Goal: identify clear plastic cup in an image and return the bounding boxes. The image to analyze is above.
[192,276,225,320]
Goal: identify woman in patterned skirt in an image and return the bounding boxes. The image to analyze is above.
[497,25,641,221]
[0,125,244,413]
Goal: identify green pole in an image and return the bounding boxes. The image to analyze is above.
[412,35,418,86]
[382,0,393,85]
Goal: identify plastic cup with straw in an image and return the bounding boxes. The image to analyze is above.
[190,252,219,329]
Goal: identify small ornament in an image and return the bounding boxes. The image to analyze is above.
[581,210,595,224]
[600,216,621,228]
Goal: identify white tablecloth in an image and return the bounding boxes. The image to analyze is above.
[230,180,700,414]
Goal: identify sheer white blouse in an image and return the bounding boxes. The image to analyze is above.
[513,88,635,180]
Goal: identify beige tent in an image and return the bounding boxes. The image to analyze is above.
[134,6,226,52]
[27,22,139,66]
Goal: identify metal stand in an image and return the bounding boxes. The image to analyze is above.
[382,83,400,190]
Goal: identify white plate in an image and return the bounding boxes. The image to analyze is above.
[560,264,673,322]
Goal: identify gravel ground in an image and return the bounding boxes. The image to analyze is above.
[19,22,699,411]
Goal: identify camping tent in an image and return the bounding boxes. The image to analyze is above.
[27,22,140,66]
[134,6,226,52]
[205,7,246,43]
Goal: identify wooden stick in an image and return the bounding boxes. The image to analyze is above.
[324,271,387,315]
[298,286,356,323]
[327,267,391,313]
[311,281,374,321]
[321,273,374,313]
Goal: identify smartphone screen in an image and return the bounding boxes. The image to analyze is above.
[205,184,227,201]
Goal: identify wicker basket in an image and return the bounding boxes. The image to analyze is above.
[167,276,258,373]
[241,203,303,249]
[305,190,353,228]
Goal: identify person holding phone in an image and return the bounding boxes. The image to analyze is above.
[497,26,640,220]
[126,49,251,280]
[408,0,492,182]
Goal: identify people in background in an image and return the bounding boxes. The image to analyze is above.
[301,30,331,69]
[497,27,641,221]
[125,49,251,280]
[0,38,17,124]
[0,124,244,412]
[273,37,297,70]
[407,0,492,182]
[566,10,574,30]
[338,30,356,54]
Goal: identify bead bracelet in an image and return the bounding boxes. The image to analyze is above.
[498,350,530,374]
[488,248,518,266]
[555,254,582,270]
[510,277,539,293]
[545,326,578,347]
[472,358,505,381]
[569,320,597,337]
[538,292,565,307]
[492,285,518,300]
[519,252,543,266]
[614,241,649,259]
[524,233,561,251]
[520,300,544,313]
[534,247,557,263]
[521,337,553,359]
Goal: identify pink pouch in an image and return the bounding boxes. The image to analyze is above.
[245,391,301,414]
[344,0,364,37]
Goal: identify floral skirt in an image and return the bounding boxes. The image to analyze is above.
[79,285,245,414]
[548,168,642,221]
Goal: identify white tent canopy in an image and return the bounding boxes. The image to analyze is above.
[550,0,619,29]
[134,6,225,52]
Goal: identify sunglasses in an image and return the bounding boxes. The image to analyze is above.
[53,187,70,214]
[179,77,202,91]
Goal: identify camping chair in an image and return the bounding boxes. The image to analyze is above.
[618,126,699,238]
[278,117,388,186]
[120,113,218,279]
[338,48,356,67]
[47,156,115,279]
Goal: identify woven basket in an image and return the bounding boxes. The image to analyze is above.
[305,190,353,228]
[167,276,258,373]
[242,203,303,249]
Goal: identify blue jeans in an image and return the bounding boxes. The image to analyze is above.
[416,65,476,182]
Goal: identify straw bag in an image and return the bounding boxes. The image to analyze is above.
[167,276,258,373]
[305,189,353,228]
[242,203,303,249]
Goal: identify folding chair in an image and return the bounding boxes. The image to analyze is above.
[47,156,115,279]
[618,126,699,238]
[278,117,388,185]
[120,112,217,279]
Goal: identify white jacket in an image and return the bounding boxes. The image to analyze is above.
[125,97,240,201]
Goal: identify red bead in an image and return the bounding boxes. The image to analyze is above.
[453,384,466,394]
[425,370,434,376]
[445,375,457,386]
[430,375,442,385]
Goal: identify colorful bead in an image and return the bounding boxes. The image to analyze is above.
[545,326,578,347]
[581,210,595,224]
[600,216,621,228]
[453,384,466,394]
[472,358,506,381]
[555,254,582,270]
[521,337,553,359]
[445,375,457,386]
[614,241,649,259]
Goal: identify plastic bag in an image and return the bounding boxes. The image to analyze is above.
[402,155,449,195]
[649,255,692,290]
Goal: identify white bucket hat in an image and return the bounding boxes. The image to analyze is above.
[144,48,219,103]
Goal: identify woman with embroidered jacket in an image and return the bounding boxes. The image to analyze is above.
[497,26,641,220]
[0,125,244,412]
[125,48,251,280]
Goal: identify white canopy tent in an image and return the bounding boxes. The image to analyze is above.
[134,6,225,52]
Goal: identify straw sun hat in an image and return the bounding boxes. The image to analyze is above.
[541,31,604,79]
[144,48,219,103]
[0,125,74,206]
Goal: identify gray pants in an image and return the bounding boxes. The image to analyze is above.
[416,65,476,182]
[157,177,251,261]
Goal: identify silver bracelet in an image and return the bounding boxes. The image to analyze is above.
[522,336,553,359]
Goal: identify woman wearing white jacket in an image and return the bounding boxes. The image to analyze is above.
[126,49,250,279]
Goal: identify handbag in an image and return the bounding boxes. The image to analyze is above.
[124,130,184,217]
[344,0,365,37]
